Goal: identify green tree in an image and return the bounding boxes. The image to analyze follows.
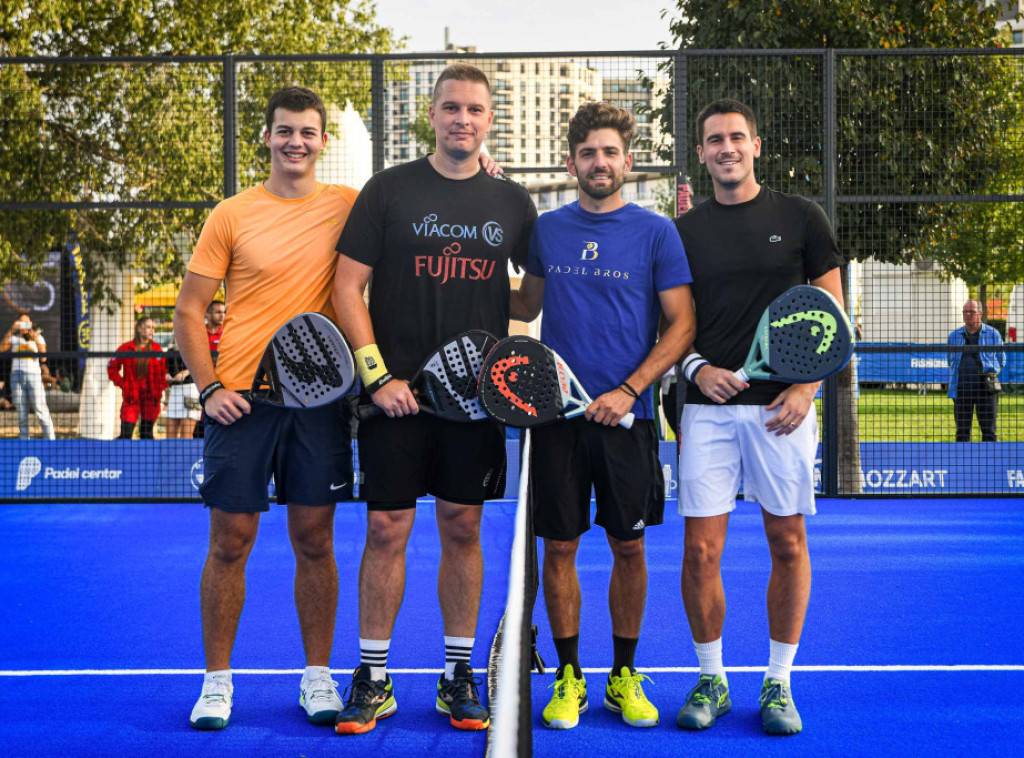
[652,0,1022,491]
[0,1,400,300]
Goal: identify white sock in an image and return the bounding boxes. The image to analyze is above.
[765,639,799,684]
[204,669,231,684]
[303,665,330,681]
[360,637,391,681]
[693,638,727,685]
[444,635,474,679]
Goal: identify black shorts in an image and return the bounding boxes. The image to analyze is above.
[531,418,664,542]
[358,413,506,508]
[200,399,353,513]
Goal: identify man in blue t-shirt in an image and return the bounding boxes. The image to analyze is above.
[511,102,694,731]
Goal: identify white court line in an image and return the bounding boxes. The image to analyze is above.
[2,664,1023,676]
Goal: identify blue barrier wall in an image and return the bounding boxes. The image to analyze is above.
[856,343,1024,384]
[3,439,1022,500]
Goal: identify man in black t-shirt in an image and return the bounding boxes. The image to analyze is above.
[673,99,844,736]
[331,63,536,736]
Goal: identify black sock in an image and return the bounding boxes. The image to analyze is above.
[119,421,135,439]
[138,420,154,439]
[612,635,639,675]
[553,635,581,678]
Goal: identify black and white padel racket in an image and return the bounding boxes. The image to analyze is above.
[478,336,634,429]
[246,312,355,408]
[735,285,854,383]
[354,330,498,422]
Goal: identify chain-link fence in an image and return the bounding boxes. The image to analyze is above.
[1,49,1022,500]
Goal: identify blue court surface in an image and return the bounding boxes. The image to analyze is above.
[1,497,1022,757]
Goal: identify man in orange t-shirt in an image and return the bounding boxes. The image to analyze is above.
[174,87,357,732]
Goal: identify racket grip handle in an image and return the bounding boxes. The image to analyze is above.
[353,400,430,422]
[733,368,749,383]
[354,403,384,422]
[618,412,635,429]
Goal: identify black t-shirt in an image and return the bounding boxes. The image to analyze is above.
[675,185,844,405]
[337,158,537,379]
[959,329,982,385]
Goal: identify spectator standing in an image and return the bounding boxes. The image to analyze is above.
[947,299,1006,442]
[1,314,55,439]
[108,316,167,439]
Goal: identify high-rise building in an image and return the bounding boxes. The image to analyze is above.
[603,75,671,168]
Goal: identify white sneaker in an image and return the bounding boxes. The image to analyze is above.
[300,670,343,725]
[190,674,233,730]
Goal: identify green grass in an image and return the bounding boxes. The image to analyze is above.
[821,387,1024,443]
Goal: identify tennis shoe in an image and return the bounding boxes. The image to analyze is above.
[759,678,802,735]
[299,670,343,725]
[333,665,396,735]
[190,673,233,730]
[604,667,659,727]
[436,661,490,730]
[542,665,588,729]
[676,673,731,729]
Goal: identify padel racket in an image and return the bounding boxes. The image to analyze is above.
[354,330,498,422]
[735,285,853,383]
[246,312,355,408]
[478,336,634,429]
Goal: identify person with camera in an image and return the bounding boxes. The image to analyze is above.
[948,300,1006,442]
[1,314,56,439]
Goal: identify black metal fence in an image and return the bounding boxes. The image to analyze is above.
[1,49,1022,500]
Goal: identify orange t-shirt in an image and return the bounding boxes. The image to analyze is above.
[188,182,358,390]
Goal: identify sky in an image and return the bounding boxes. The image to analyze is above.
[372,0,678,53]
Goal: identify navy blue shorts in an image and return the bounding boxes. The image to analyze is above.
[358,413,506,508]
[200,399,353,513]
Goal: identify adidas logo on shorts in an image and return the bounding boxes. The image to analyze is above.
[632,519,645,531]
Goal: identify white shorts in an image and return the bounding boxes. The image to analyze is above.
[678,403,818,518]
[166,384,201,421]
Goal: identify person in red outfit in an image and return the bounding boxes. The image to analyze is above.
[108,316,168,439]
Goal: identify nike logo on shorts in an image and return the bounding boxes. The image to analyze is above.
[329,482,348,491]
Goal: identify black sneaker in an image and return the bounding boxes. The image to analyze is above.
[334,665,396,735]
[436,661,490,730]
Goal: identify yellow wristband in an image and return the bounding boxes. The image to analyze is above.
[354,344,393,393]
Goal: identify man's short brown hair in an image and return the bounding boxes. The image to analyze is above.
[567,102,635,157]
[432,63,491,102]
[265,86,328,134]
[695,98,758,145]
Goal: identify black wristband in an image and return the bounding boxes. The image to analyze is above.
[364,372,393,395]
[619,381,640,400]
[199,381,224,407]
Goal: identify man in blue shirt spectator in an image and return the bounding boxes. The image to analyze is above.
[948,300,1006,442]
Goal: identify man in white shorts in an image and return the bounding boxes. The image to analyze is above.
[673,99,844,736]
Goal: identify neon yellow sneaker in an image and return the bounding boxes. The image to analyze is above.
[542,665,588,729]
[604,667,659,727]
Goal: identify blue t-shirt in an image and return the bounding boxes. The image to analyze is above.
[526,201,692,419]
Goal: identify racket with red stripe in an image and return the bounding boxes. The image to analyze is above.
[354,330,498,422]
[478,336,634,429]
